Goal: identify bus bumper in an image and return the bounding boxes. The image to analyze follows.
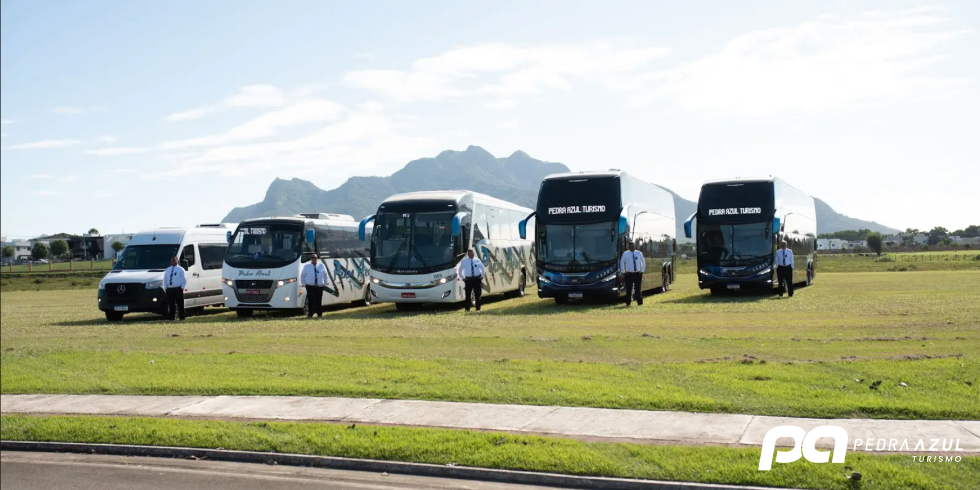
[697,269,774,291]
[536,281,622,300]
[223,282,304,310]
[371,279,463,304]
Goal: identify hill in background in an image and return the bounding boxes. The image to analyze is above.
[223,146,898,238]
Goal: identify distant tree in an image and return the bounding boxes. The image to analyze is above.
[111,241,126,253]
[88,228,100,235]
[49,239,69,259]
[962,225,980,237]
[2,245,14,260]
[928,226,949,246]
[31,242,49,261]
[866,233,884,256]
[818,229,873,241]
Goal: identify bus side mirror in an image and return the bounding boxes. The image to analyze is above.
[358,214,376,242]
[618,216,628,235]
[306,229,315,243]
[684,213,696,239]
[772,217,782,235]
[518,211,535,240]
[451,212,468,237]
[226,231,232,243]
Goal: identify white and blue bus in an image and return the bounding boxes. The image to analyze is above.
[222,213,372,317]
[683,177,817,294]
[521,171,676,304]
[359,191,534,309]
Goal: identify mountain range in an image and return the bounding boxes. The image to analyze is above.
[222,146,899,238]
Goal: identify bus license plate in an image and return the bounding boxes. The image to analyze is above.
[401,292,416,298]
[727,284,741,290]
[246,289,260,295]
[114,305,129,312]
[568,292,583,299]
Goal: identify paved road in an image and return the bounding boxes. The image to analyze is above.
[0,451,557,490]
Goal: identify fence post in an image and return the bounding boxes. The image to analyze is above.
[69,260,73,271]
[49,261,52,271]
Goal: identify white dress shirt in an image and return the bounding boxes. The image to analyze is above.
[163,265,187,289]
[457,257,486,279]
[776,248,794,268]
[620,250,646,273]
[301,262,329,287]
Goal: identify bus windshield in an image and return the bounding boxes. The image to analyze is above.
[112,244,180,270]
[373,211,455,272]
[697,221,772,264]
[225,223,305,269]
[539,222,617,267]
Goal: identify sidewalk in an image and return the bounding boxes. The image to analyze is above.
[3,394,979,452]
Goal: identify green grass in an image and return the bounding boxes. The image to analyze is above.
[673,254,980,275]
[3,271,978,419]
[0,271,103,291]
[1,260,115,274]
[3,415,977,490]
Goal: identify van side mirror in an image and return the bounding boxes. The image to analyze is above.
[306,229,315,243]
[180,259,189,271]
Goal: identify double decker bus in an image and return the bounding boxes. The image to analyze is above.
[684,178,817,294]
[359,191,534,309]
[521,171,676,304]
[222,213,371,317]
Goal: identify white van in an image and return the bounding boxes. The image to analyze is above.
[97,224,234,321]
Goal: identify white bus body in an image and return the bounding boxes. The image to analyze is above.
[359,191,535,308]
[97,224,234,321]
[222,214,372,317]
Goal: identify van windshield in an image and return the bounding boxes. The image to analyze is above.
[112,245,180,270]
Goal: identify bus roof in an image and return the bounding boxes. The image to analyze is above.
[542,170,623,181]
[380,190,531,212]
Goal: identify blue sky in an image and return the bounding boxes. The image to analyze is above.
[2,0,977,238]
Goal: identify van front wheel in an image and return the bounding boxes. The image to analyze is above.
[105,311,124,322]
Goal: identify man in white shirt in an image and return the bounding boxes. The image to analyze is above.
[776,240,795,298]
[619,241,645,306]
[162,256,187,321]
[457,248,486,312]
[300,254,329,317]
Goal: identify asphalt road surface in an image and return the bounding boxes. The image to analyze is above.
[0,451,559,490]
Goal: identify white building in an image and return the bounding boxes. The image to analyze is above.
[102,234,134,259]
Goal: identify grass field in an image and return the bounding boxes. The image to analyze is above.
[0,271,103,291]
[1,260,114,274]
[3,271,978,419]
[3,415,977,490]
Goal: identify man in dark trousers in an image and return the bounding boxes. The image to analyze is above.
[619,240,645,306]
[776,240,795,297]
[162,256,187,321]
[300,254,328,317]
[457,247,486,312]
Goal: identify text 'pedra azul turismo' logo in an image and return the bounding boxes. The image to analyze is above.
[759,425,968,471]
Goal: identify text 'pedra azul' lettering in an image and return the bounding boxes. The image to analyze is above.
[708,207,762,216]
[548,205,606,215]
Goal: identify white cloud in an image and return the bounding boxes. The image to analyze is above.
[4,139,81,150]
[160,99,346,150]
[164,105,217,122]
[52,106,83,114]
[344,42,670,105]
[60,175,78,183]
[628,8,968,116]
[223,84,286,108]
[32,190,65,196]
[109,168,138,174]
[30,174,52,179]
[99,135,118,143]
[494,118,521,129]
[0,119,14,125]
[86,147,147,156]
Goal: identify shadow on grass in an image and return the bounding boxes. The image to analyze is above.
[53,307,229,326]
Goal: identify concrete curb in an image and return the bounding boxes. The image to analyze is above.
[0,440,794,490]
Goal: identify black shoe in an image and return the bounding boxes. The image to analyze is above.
[465,309,470,312]
[307,315,313,318]
[317,314,323,317]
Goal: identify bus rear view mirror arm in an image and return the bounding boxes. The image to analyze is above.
[684,213,696,239]
[451,212,469,237]
[518,212,536,240]
[358,215,376,242]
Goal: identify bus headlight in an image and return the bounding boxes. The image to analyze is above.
[223,278,234,287]
[600,272,617,282]
[372,278,380,284]
[278,278,297,287]
[538,275,552,284]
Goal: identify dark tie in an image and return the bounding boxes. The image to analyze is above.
[314,265,318,285]
[170,267,176,287]
[471,260,475,277]
[632,253,637,272]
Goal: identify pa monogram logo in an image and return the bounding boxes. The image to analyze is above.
[759,426,848,471]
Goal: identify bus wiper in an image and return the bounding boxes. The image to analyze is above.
[386,242,407,270]
[410,244,429,268]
